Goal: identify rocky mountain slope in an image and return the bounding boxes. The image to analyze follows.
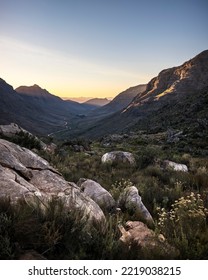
[79,50,208,138]
[90,84,147,117]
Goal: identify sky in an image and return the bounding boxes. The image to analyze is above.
[0,0,208,98]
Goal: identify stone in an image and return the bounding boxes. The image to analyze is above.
[73,145,85,152]
[119,221,179,259]
[77,178,116,212]
[0,139,105,225]
[118,186,154,228]
[167,128,183,143]
[163,160,188,172]
[0,123,57,153]
[101,151,136,165]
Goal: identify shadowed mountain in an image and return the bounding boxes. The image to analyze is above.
[0,81,97,135]
[84,98,110,107]
[16,85,93,115]
[76,50,208,138]
[89,84,147,117]
[58,84,147,137]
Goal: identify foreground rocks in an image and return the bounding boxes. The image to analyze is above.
[119,221,179,259]
[163,160,188,172]
[77,178,116,212]
[118,186,154,228]
[101,151,136,165]
[0,139,105,225]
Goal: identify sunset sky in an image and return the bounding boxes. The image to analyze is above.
[0,0,208,98]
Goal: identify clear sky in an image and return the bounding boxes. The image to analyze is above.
[0,0,207,98]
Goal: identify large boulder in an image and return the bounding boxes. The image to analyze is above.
[101,151,136,165]
[118,186,154,228]
[119,221,179,259]
[77,178,116,212]
[0,139,105,225]
[163,160,188,172]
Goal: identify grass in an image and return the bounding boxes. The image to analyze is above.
[1,130,208,259]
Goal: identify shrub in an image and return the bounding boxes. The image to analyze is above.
[8,131,41,150]
[157,193,208,259]
[110,179,134,201]
[136,146,163,169]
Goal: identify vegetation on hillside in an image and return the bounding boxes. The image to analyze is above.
[0,130,208,259]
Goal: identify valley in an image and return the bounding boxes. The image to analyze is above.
[0,50,208,260]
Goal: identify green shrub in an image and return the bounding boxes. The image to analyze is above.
[6,131,42,150]
[136,146,163,169]
[157,193,208,259]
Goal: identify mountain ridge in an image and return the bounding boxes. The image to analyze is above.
[76,50,208,138]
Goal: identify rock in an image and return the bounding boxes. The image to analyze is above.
[118,186,154,228]
[101,151,136,165]
[73,145,85,152]
[101,134,124,146]
[77,178,116,212]
[44,143,57,154]
[0,139,105,225]
[119,221,178,259]
[0,123,23,138]
[0,123,57,153]
[163,160,188,172]
[167,129,183,143]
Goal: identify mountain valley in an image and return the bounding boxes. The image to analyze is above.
[0,50,208,260]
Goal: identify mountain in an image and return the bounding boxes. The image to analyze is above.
[78,50,208,138]
[90,84,147,117]
[0,80,96,135]
[15,84,92,115]
[1,81,42,132]
[59,84,147,137]
[84,98,110,107]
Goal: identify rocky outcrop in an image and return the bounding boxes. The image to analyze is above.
[118,186,154,228]
[77,178,116,212]
[166,129,183,143]
[0,123,57,153]
[119,221,178,259]
[101,134,128,147]
[101,151,136,165]
[163,160,188,172]
[0,139,105,225]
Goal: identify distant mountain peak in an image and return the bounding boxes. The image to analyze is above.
[84,98,110,107]
[15,84,54,99]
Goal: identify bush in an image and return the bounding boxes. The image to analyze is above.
[157,193,208,259]
[136,146,163,169]
[7,131,41,150]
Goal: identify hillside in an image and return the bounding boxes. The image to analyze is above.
[78,50,208,138]
[89,84,147,117]
[0,81,96,136]
[84,98,110,107]
[16,84,93,115]
[58,84,147,138]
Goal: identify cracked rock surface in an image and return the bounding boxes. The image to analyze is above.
[0,139,105,224]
